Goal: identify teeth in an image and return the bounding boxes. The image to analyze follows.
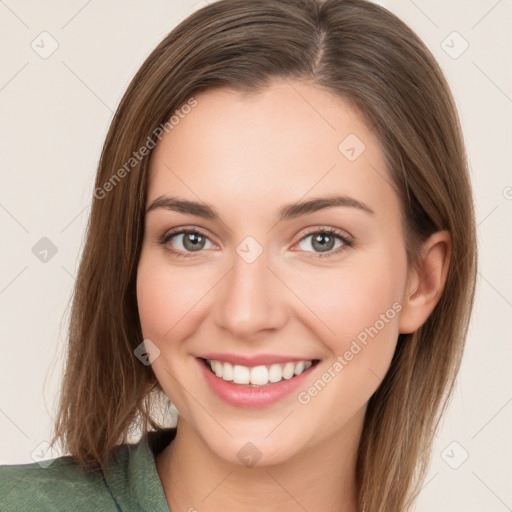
[268,364,282,383]
[233,365,250,384]
[295,361,306,375]
[206,359,314,386]
[282,362,295,379]
[222,362,233,381]
[212,360,223,377]
[250,365,268,386]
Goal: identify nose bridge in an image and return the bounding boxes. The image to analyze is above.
[214,240,285,338]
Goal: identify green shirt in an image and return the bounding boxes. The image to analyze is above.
[0,427,176,511]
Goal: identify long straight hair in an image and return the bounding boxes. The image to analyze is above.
[51,1,477,510]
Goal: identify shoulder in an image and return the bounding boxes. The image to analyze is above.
[0,455,116,511]
[0,428,176,512]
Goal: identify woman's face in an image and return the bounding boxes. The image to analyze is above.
[137,79,411,465]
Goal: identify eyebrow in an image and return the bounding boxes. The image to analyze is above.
[146,194,374,221]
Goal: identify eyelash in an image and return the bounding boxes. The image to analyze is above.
[157,226,353,260]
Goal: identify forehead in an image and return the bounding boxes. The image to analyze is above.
[147,79,399,222]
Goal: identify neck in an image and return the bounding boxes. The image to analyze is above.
[156,409,365,512]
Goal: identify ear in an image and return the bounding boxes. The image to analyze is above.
[399,230,451,334]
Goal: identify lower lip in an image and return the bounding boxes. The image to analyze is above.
[197,358,317,408]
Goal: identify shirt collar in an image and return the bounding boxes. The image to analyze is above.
[103,427,176,512]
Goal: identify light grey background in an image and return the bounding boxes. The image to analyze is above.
[1,1,511,510]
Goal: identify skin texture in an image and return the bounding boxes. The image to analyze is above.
[136,79,450,512]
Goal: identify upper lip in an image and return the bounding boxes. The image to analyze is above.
[198,353,319,367]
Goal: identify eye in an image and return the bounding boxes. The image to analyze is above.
[294,227,352,259]
[158,228,215,259]
[158,226,353,260]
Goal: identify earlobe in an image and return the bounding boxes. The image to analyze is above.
[399,230,451,334]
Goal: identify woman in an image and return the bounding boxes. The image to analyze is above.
[0,0,477,510]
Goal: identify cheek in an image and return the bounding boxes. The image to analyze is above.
[286,245,407,377]
[290,257,406,425]
[136,250,212,343]
[136,262,174,341]
[288,259,405,346]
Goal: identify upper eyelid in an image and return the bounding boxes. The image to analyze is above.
[163,226,217,245]
[295,225,352,241]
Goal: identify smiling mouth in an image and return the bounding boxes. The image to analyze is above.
[199,357,320,387]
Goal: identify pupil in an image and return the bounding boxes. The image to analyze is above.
[184,233,204,251]
[313,233,334,252]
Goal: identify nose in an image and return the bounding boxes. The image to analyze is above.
[213,247,288,340]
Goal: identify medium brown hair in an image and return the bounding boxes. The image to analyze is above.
[51,1,477,510]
